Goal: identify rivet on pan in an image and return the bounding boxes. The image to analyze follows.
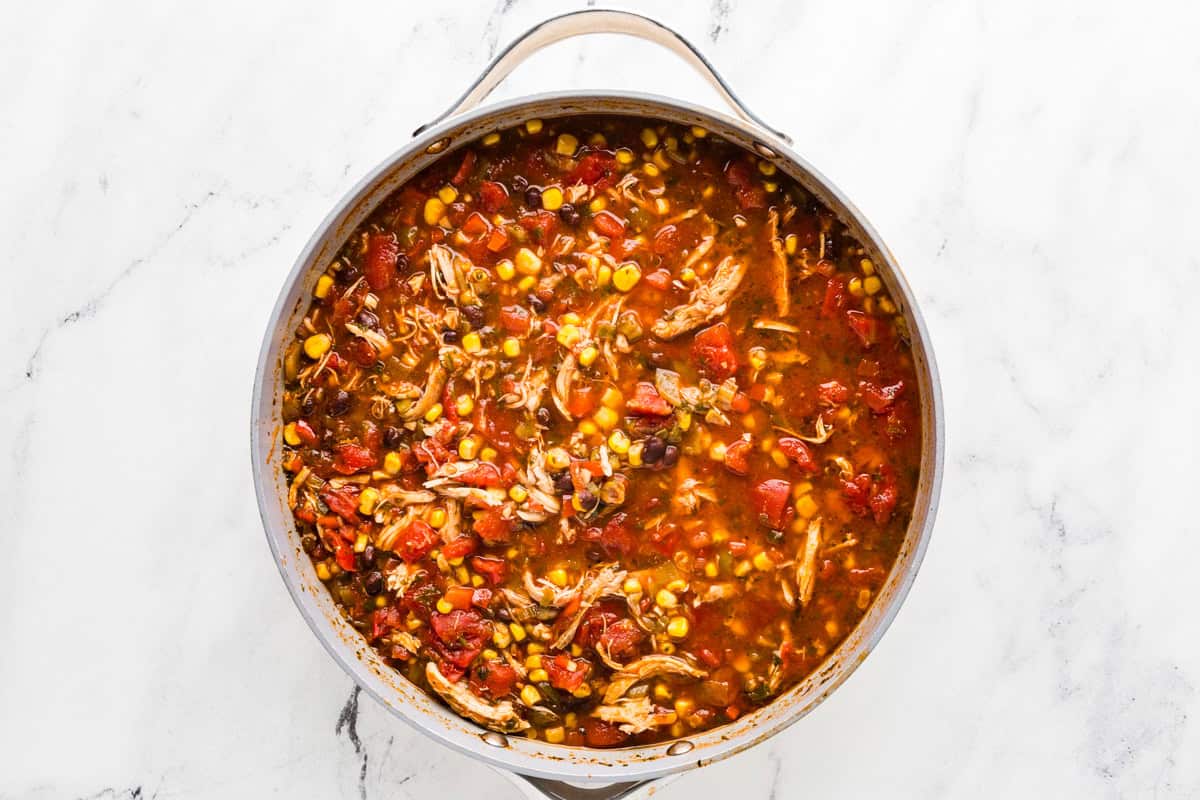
[666,740,694,756]
[426,137,451,155]
[753,142,777,159]
[481,731,510,748]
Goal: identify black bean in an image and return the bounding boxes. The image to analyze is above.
[462,305,485,328]
[327,390,352,417]
[356,309,379,328]
[512,175,529,193]
[310,544,329,561]
[642,437,666,464]
[524,186,542,208]
[382,426,403,449]
[301,534,318,554]
[442,329,460,344]
[663,444,679,467]
[558,204,580,225]
[553,472,574,493]
[576,489,598,512]
[300,393,317,415]
[527,294,547,313]
[536,406,552,427]
[364,571,384,596]
[362,545,376,564]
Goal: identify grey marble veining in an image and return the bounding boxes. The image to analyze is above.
[2,0,1198,797]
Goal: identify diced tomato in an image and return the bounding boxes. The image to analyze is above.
[473,507,514,545]
[332,442,377,475]
[469,555,508,585]
[456,462,504,487]
[330,535,357,572]
[846,310,880,347]
[626,382,672,416]
[840,474,873,514]
[485,226,510,253]
[345,337,377,367]
[364,232,400,293]
[582,512,636,558]
[478,180,509,213]
[592,210,626,239]
[443,585,475,611]
[519,209,558,242]
[566,385,597,417]
[724,159,766,210]
[462,211,490,235]
[723,438,751,476]
[371,606,404,640]
[320,485,360,522]
[652,224,679,255]
[568,152,618,188]
[430,608,490,669]
[473,661,519,698]
[869,480,898,524]
[848,566,887,588]
[643,268,672,290]
[730,392,752,414]
[817,380,850,406]
[412,437,452,471]
[860,379,904,413]
[573,605,620,649]
[395,520,439,563]
[294,506,316,523]
[293,419,318,446]
[583,718,630,748]
[751,479,792,529]
[441,536,478,561]
[544,654,589,692]
[820,276,847,319]
[777,437,819,474]
[498,304,531,334]
[692,322,738,379]
[451,149,476,186]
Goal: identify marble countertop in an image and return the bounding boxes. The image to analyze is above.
[3,0,1198,797]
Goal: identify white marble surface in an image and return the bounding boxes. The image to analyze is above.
[3,0,1198,797]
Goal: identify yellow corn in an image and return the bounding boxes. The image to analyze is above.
[462,332,482,353]
[578,419,599,437]
[429,507,448,529]
[748,347,768,371]
[496,259,515,281]
[520,684,541,706]
[864,275,883,295]
[825,619,840,638]
[878,296,897,314]
[655,589,678,609]
[436,598,453,614]
[541,186,564,211]
[423,197,445,226]
[615,148,635,165]
[528,668,549,683]
[517,275,536,292]
[860,258,876,275]
[608,430,630,454]
[455,394,475,417]
[303,333,331,360]
[795,494,819,519]
[734,559,753,577]
[640,128,658,148]
[424,402,443,423]
[599,387,622,408]
[458,436,479,460]
[555,133,578,155]
[653,682,672,702]
[314,274,334,299]
[358,487,380,515]
[593,406,618,431]
[622,577,642,594]
[480,447,497,462]
[690,126,708,139]
[578,345,598,367]
[753,551,774,572]
[770,449,789,469]
[525,119,543,134]
[785,234,798,255]
[589,196,608,214]
[563,312,582,325]
[438,185,458,205]
[502,337,521,358]
[654,197,670,215]
[709,442,726,463]
[383,451,402,475]
[666,616,690,639]
[679,267,696,283]
[546,448,570,470]
[525,654,543,669]
[515,247,542,275]
[316,562,332,581]
[283,423,301,446]
[556,324,581,348]
[643,162,660,177]
[527,642,545,654]
[613,263,641,292]
[509,485,528,503]
[757,160,776,176]
[543,725,565,744]
[703,561,719,578]
[509,622,527,642]
[492,623,512,648]
[627,441,644,467]
[482,132,501,146]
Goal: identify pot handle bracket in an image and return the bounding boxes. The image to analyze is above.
[414,9,790,145]
[497,767,681,800]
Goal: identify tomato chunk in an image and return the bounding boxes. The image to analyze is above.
[332,442,377,475]
[692,322,738,379]
[723,438,751,476]
[820,276,847,319]
[470,555,508,585]
[859,379,904,413]
[395,520,439,563]
[320,485,360,522]
[568,152,618,188]
[817,380,850,406]
[846,310,880,347]
[478,180,509,213]
[544,654,590,692]
[725,159,766,210]
[473,507,514,545]
[777,437,818,474]
[751,479,792,529]
[472,661,519,698]
[583,718,630,748]
[592,210,626,239]
[626,382,672,416]
[441,536,478,561]
[364,232,400,293]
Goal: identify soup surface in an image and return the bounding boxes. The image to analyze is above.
[278,115,921,747]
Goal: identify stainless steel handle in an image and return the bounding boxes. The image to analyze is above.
[497,767,679,800]
[414,9,791,144]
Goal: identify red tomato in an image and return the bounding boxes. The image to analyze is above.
[583,718,630,748]
[652,224,679,254]
[751,479,793,529]
[817,380,850,406]
[473,507,514,545]
[598,618,645,661]
[486,226,510,252]
[345,337,377,367]
[332,442,377,475]
[320,485,360,522]
[473,661,519,698]
[568,152,618,188]
[395,520,439,563]
[846,310,880,347]
[566,385,597,417]
[364,232,400,293]
[592,210,626,239]
[293,419,318,446]
[456,462,504,488]
[441,536,478,561]
[821,276,849,319]
[869,481,898,524]
[519,210,558,242]
[724,159,766,210]
[860,379,904,413]
[451,149,476,186]
[723,438,751,476]
[371,606,403,640]
[777,437,818,474]
[498,304,531,334]
[692,322,738,379]
[643,268,672,290]
[581,512,636,559]
[626,382,672,416]
[544,654,589,692]
[478,180,509,213]
[430,608,490,669]
[461,211,489,235]
[469,555,508,585]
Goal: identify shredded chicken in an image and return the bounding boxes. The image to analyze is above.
[766,208,789,317]
[602,654,708,704]
[672,477,717,515]
[593,696,677,734]
[428,244,467,304]
[425,662,529,733]
[551,352,578,420]
[439,499,462,543]
[400,361,448,421]
[552,564,627,649]
[384,562,425,596]
[524,571,582,607]
[652,255,747,339]
[378,485,436,507]
[795,517,823,607]
[774,416,834,444]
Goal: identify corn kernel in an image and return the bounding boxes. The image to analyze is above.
[660,642,676,655]
[748,347,768,371]
[543,725,565,744]
[615,148,635,165]
[509,485,528,503]
[517,275,536,292]
[457,435,478,460]
[713,529,729,543]
[423,197,446,226]
[675,698,695,720]
[653,682,673,701]
[455,565,469,583]
[462,332,482,353]
[690,126,708,139]
[520,684,541,706]
[608,430,631,454]
[704,561,719,578]
[314,274,334,299]
[595,387,620,408]
[556,324,581,348]
[283,422,301,446]
[502,337,522,358]
[303,333,331,360]
[529,668,549,683]
[570,644,583,657]
[655,589,678,609]
[860,258,875,275]
[482,132,501,146]
[864,275,883,295]
[825,619,840,638]
[424,402,443,423]
[358,487,381,515]
[383,451,403,475]
[622,577,642,595]
[541,186,564,211]
[627,441,644,467]
[613,263,642,292]
[702,184,715,199]
[666,616,690,639]
[594,406,618,431]
[492,624,512,648]
[757,160,776,176]
[515,247,543,275]
[555,133,578,156]
[643,162,660,177]
[509,622,527,642]
[525,654,543,669]
[709,442,726,462]
[793,481,814,496]
[679,267,696,283]
[578,345,598,367]
[436,598,453,614]
[785,234,798,255]
[795,494,819,519]
[753,551,774,572]
[481,649,499,661]
[471,574,484,587]
[316,562,332,581]
[857,587,872,610]
[428,507,448,529]
[732,653,751,673]
[525,119,543,134]
[545,448,570,470]
[572,684,592,698]
[438,185,458,205]
[453,394,474,417]
[654,197,670,215]
[770,449,789,469]
[764,181,778,193]
[527,642,545,654]
[653,151,672,171]
[480,447,498,462]
[578,419,599,437]
[878,296,897,314]
[845,276,865,298]
[640,128,659,148]
[496,259,515,281]
[734,559,753,577]
[562,312,582,325]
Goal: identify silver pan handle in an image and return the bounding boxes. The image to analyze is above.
[413,9,791,144]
